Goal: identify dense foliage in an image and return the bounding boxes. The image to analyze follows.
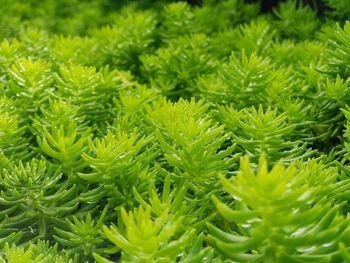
[1,0,350,262]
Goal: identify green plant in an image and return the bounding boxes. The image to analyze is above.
[79,129,157,208]
[322,0,350,20]
[90,10,157,72]
[141,34,217,98]
[235,19,276,55]
[53,206,114,261]
[7,58,53,115]
[213,51,275,107]
[0,159,78,238]
[96,205,196,263]
[273,0,319,40]
[37,123,90,182]
[324,22,350,78]
[159,2,203,41]
[146,98,238,195]
[50,35,97,66]
[1,0,350,261]
[0,101,32,162]
[208,154,350,262]
[31,99,88,137]
[219,105,315,164]
[0,240,77,263]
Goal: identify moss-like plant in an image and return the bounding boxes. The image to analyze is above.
[0,0,350,261]
[273,0,319,40]
[0,240,77,263]
[141,34,217,98]
[79,129,156,208]
[0,159,78,239]
[146,98,238,195]
[219,105,315,164]
[96,205,196,263]
[213,51,275,107]
[324,22,350,78]
[208,154,350,262]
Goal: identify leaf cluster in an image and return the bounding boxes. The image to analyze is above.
[0,0,350,262]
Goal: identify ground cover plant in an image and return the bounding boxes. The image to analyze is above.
[1,0,350,262]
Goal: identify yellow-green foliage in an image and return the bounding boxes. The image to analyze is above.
[0,0,350,262]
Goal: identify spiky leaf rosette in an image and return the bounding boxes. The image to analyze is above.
[79,129,157,209]
[31,99,88,138]
[0,240,78,263]
[324,22,350,78]
[273,0,319,40]
[90,10,157,72]
[7,58,53,116]
[323,76,350,106]
[95,205,196,263]
[54,64,106,126]
[219,105,315,164]
[206,51,275,107]
[133,174,215,233]
[146,98,238,196]
[37,123,90,183]
[234,19,276,56]
[0,110,31,162]
[0,159,78,239]
[50,35,97,66]
[141,34,217,98]
[194,0,260,34]
[112,85,160,134]
[53,206,115,262]
[0,39,23,74]
[208,154,350,262]
[159,2,204,41]
[322,0,350,20]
